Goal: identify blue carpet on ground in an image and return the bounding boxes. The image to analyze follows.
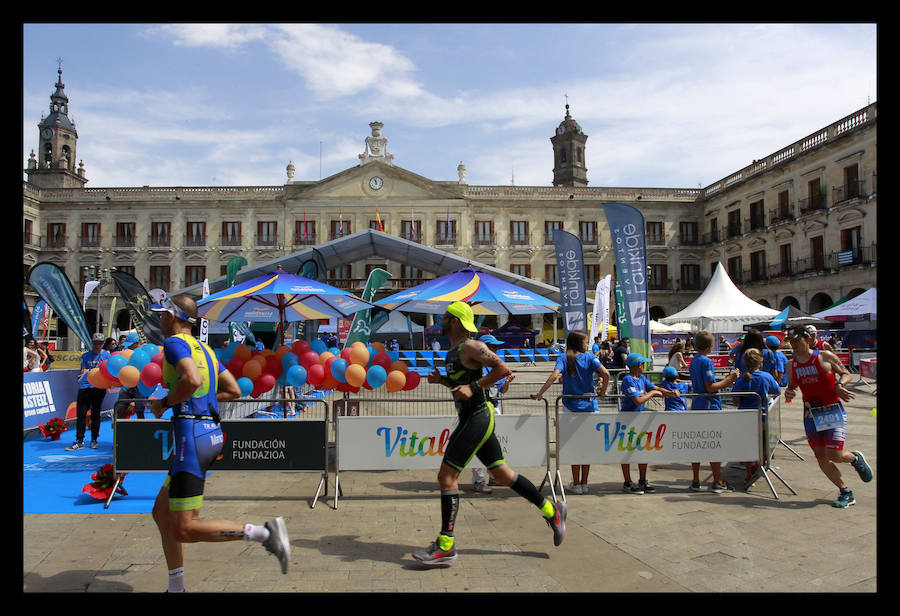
[23,415,168,514]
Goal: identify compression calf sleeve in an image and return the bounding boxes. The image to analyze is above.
[509,473,551,514]
[440,489,459,546]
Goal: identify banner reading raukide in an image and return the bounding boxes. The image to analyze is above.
[552,228,587,336]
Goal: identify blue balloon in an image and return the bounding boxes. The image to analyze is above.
[129,350,150,370]
[366,364,387,389]
[366,346,376,367]
[137,380,155,397]
[310,339,327,354]
[388,350,400,363]
[331,358,348,383]
[287,364,307,388]
[328,347,340,356]
[281,352,299,368]
[106,354,128,377]
[139,344,159,356]
[237,377,254,397]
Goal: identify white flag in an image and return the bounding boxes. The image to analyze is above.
[83,280,100,311]
[199,278,210,343]
[588,275,611,344]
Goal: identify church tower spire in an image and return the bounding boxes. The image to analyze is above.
[26,61,87,189]
[551,100,588,187]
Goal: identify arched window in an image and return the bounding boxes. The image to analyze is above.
[43,143,53,168]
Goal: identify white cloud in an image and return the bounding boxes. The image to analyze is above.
[150,23,268,49]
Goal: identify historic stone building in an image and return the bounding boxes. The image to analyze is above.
[23,70,877,350]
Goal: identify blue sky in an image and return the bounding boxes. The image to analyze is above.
[23,23,877,189]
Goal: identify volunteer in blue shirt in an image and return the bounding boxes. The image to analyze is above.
[65,332,111,451]
[619,353,677,494]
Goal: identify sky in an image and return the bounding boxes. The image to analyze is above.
[22,23,878,190]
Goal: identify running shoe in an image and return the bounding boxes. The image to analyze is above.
[638,479,656,494]
[833,490,856,508]
[262,517,291,574]
[689,481,703,492]
[623,481,644,495]
[851,451,873,482]
[472,482,493,494]
[65,441,84,451]
[412,539,458,566]
[89,440,99,449]
[546,500,567,546]
[566,482,583,495]
[580,483,590,494]
[710,481,734,494]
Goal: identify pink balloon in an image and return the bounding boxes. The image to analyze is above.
[140,362,162,387]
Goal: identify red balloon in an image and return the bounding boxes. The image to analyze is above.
[265,356,283,379]
[227,357,245,376]
[140,362,162,387]
[292,340,310,355]
[372,352,392,370]
[300,350,320,370]
[98,359,115,383]
[257,373,276,394]
[340,347,353,362]
[152,352,164,367]
[307,363,325,386]
[402,371,421,390]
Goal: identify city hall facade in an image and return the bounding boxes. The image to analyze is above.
[23,69,877,350]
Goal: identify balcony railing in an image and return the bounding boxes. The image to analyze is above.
[647,276,673,291]
[184,234,207,247]
[435,234,457,246]
[220,234,243,247]
[832,180,866,205]
[149,236,171,247]
[726,221,742,239]
[293,234,318,246]
[24,232,42,248]
[647,235,665,246]
[474,234,495,246]
[79,235,102,248]
[46,235,67,249]
[509,235,530,246]
[798,193,827,215]
[113,235,136,248]
[746,213,766,232]
[679,235,699,246]
[769,204,795,225]
[255,235,278,247]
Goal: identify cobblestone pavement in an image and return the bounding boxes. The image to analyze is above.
[23,374,877,593]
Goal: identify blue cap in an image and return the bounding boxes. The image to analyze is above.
[626,353,652,368]
[479,334,504,346]
[662,365,678,379]
[123,332,141,348]
[765,335,781,348]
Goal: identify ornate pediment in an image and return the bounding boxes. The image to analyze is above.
[285,161,463,202]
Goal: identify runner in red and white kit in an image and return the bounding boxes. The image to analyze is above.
[784,326,872,508]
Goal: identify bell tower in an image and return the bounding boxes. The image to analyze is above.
[551,102,588,187]
[26,62,88,189]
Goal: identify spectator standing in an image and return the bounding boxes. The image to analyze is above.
[688,330,739,493]
[667,341,688,372]
[612,337,629,370]
[598,341,614,370]
[24,338,42,372]
[764,336,789,387]
[531,330,610,494]
[619,353,678,493]
[734,329,775,374]
[39,341,54,371]
[731,348,781,486]
[66,333,111,451]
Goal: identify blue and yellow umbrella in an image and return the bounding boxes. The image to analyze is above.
[374,267,559,315]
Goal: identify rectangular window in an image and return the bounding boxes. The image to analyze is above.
[727,256,742,282]
[436,220,456,244]
[545,263,557,285]
[679,221,697,245]
[185,265,206,286]
[151,222,171,247]
[327,264,352,288]
[544,220,563,244]
[510,263,531,278]
[48,223,66,248]
[749,200,765,230]
[221,221,242,246]
[584,263,600,288]
[186,221,206,246]
[727,209,741,238]
[810,236,825,270]
[331,219,350,239]
[680,264,700,290]
[115,222,136,247]
[578,221,597,245]
[365,263,388,278]
[708,217,718,243]
[115,265,135,277]
[400,264,423,282]
[779,243,792,277]
[149,266,170,290]
[649,263,668,289]
[295,220,316,245]
[750,250,766,281]
[257,221,277,246]
[646,221,664,245]
[509,220,529,245]
[401,220,421,242]
[81,222,101,248]
[806,178,825,211]
[475,220,494,245]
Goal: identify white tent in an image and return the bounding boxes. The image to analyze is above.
[373,310,424,333]
[812,288,877,322]
[659,262,779,332]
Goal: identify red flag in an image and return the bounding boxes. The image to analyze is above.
[302,210,307,238]
[375,209,385,233]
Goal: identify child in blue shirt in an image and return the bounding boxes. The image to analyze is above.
[764,336,789,387]
[731,348,781,486]
[618,353,677,494]
[658,366,691,411]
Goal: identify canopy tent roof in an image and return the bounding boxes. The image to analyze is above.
[372,309,425,333]
[175,229,560,302]
[812,288,876,322]
[743,305,843,331]
[659,262,778,332]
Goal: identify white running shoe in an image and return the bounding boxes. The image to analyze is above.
[262,517,291,574]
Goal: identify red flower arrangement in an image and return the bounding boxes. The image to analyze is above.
[82,463,128,500]
[38,417,67,441]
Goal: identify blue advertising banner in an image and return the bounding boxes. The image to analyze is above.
[552,228,587,336]
[23,369,121,432]
[28,262,93,348]
[31,300,46,339]
[603,202,651,358]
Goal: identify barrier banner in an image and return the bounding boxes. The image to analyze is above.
[28,262,94,348]
[603,202,651,359]
[23,369,120,432]
[557,410,759,465]
[337,415,547,470]
[114,419,327,472]
[552,228,587,336]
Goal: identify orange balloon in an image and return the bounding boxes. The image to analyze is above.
[275,345,291,360]
[386,370,407,393]
[233,344,252,361]
[349,345,370,366]
[119,349,134,361]
[371,341,386,354]
[260,348,274,357]
[390,360,408,374]
[87,367,107,388]
[118,365,141,388]
[345,363,366,387]
[319,351,334,366]
[242,360,263,380]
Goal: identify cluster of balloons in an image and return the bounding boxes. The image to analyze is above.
[87,343,164,397]
[213,339,421,398]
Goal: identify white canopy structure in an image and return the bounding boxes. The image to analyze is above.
[812,288,877,322]
[660,262,779,332]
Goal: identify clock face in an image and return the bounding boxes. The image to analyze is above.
[369,176,383,190]
[41,128,54,140]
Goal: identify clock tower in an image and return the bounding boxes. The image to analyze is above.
[551,103,588,187]
[26,66,88,189]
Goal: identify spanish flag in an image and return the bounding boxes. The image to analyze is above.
[375,209,385,232]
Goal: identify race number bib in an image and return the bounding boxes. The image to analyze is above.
[811,403,845,432]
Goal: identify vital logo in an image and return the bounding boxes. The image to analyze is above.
[596,421,667,452]
[154,429,175,461]
[376,425,451,458]
[628,300,647,327]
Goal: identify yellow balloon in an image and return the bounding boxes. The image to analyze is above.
[345,363,367,387]
[118,365,141,388]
